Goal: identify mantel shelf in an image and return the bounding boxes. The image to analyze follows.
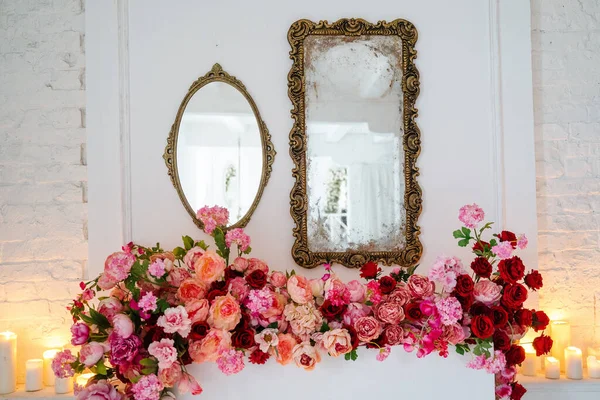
[519,374,600,392]
[0,386,74,400]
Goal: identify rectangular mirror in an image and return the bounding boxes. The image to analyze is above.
[288,19,423,268]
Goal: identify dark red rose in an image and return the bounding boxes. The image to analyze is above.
[232,328,256,349]
[180,349,193,365]
[498,256,525,283]
[455,274,474,297]
[471,257,493,278]
[532,310,550,332]
[524,270,543,291]
[248,349,270,365]
[360,262,381,280]
[493,330,511,351]
[404,302,423,321]
[514,308,533,327]
[491,306,509,328]
[245,270,267,289]
[455,293,474,310]
[320,299,347,320]
[344,325,360,349]
[379,276,397,294]
[224,267,242,282]
[189,321,210,341]
[206,288,227,302]
[470,303,492,317]
[498,231,518,248]
[473,241,490,253]
[532,333,553,356]
[502,284,528,309]
[210,280,227,291]
[511,382,527,400]
[471,315,495,339]
[505,344,526,366]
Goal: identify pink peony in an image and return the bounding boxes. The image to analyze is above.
[148,338,178,370]
[342,302,371,326]
[291,342,320,371]
[309,278,325,298]
[70,323,90,345]
[109,333,141,366]
[97,273,117,290]
[442,323,466,345]
[98,297,124,320]
[246,258,269,275]
[208,294,242,331]
[183,246,204,270]
[383,325,405,346]
[157,306,192,338]
[473,280,502,305]
[458,204,485,228]
[104,251,136,282]
[346,280,366,302]
[495,384,512,399]
[79,342,105,367]
[76,380,124,400]
[228,277,250,301]
[407,275,435,298]
[166,266,191,287]
[354,316,383,342]
[131,374,163,400]
[138,292,158,313]
[185,299,210,323]
[428,256,465,292]
[225,228,251,252]
[387,285,412,306]
[492,241,514,260]
[324,278,351,306]
[435,297,463,326]
[269,271,287,288]
[230,257,249,273]
[112,314,134,338]
[287,275,313,304]
[216,349,245,375]
[194,250,226,283]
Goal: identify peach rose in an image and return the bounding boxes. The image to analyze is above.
[208,295,241,331]
[185,299,210,323]
[442,323,466,345]
[407,275,435,298]
[292,342,321,371]
[321,328,352,357]
[261,292,287,319]
[287,275,313,304]
[194,250,226,283]
[158,361,182,387]
[309,279,325,298]
[354,316,383,342]
[375,302,405,324]
[177,278,208,303]
[230,257,249,273]
[189,329,232,363]
[269,271,287,288]
[273,333,298,365]
[387,285,412,306]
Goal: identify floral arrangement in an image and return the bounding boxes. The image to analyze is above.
[54,204,552,400]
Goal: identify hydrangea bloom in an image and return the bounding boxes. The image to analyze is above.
[196,206,229,234]
[51,349,76,378]
[131,374,164,400]
[517,234,528,250]
[492,241,514,259]
[466,351,506,374]
[245,288,274,316]
[216,349,245,375]
[458,203,485,228]
[435,297,463,326]
[148,259,166,278]
[428,256,465,292]
[225,228,251,252]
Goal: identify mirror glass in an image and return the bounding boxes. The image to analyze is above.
[176,81,263,225]
[305,35,405,252]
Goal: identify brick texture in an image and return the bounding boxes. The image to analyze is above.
[532,0,600,351]
[0,0,86,382]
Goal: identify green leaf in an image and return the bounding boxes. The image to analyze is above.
[406,264,419,276]
[289,269,296,276]
[140,358,157,367]
[461,227,471,237]
[89,308,111,330]
[195,240,209,251]
[243,246,252,255]
[182,236,194,251]
[345,353,351,361]
[489,239,498,247]
[173,247,186,258]
[365,300,373,306]
[266,322,278,329]
[213,229,229,262]
[455,346,465,355]
[95,360,107,375]
[156,298,170,313]
[453,229,464,239]
[141,366,158,375]
[319,322,330,333]
[473,346,482,356]
[350,349,358,361]
[457,238,470,247]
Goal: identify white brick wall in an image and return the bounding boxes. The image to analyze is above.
[532,0,600,351]
[0,0,86,382]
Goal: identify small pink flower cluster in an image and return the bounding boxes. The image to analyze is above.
[458,203,485,228]
[51,349,76,378]
[196,205,229,234]
[428,256,465,292]
[225,228,251,252]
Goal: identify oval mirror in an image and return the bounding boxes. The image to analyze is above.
[164,64,276,229]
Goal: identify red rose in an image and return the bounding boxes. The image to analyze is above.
[224,266,242,282]
[206,288,227,302]
[231,328,256,349]
[473,241,490,253]
[360,262,381,280]
[471,257,493,278]
[505,344,526,366]
[456,293,474,310]
[379,276,397,294]
[514,309,533,327]
[249,349,270,364]
[344,325,360,349]
[493,330,511,351]
[471,315,495,339]
[498,231,518,248]
[245,270,267,289]
[320,299,347,320]
[524,270,543,291]
[498,256,525,283]
[532,333,553,356]
[470,303,492,317]
[404,302,424,321]
[491,306,509,328]
[455,274,474,297]
[502,284,528,309]
[511,382,527,400]
[189,321,210,341]
[532,310,550,331]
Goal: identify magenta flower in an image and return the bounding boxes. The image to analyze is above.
[70,323,90,345]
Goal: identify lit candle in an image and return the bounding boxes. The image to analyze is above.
[26,359,44,391]
[565,346,583,380]
[550,321,570,371]
[0,331,17,395]
[588,355,600,379]
[545,356,560,379]
[43,349,60,386]
[520,343,537,376]
[76,373,95,388]
[55,377,73,394]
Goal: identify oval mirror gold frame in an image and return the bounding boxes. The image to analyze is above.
[164,63,276,230]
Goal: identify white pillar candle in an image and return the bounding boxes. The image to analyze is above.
[550,321,570,372]
[0,331,17,395]
[545,356,561,379]
[587,355,600,379]
[520,344,537,376]
[43,349,60,386]
[26,359,44,391]
[75,373,95,388]
[55,377,73,394]
[565,346,583,380]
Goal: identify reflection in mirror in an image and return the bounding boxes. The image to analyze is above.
[177,82,262,223]
[305,35,405,252]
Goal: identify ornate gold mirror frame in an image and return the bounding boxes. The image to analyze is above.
[287,19,423,269]
[164,63,276,230]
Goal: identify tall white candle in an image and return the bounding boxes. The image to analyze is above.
[43,349,60,386]
[520,344,537,376]
[0,331,17,395]
[588,355,600,379]
[565,346,583,380]
[545,356,560,379]
[55,377,73,394]
[551,321,570,372]
[26,359,44,391]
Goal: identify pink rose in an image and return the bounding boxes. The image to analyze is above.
[185,299,210,323]
[407,275,435,298]
[183,247,204,270]
[246,258,269,275]
[387,285,412,306]
[79,342,105,367]
[177,278,208,303]
[177,374,203,396]
[158,361,182,387]
[228,277,250,301]
[148,338,177,370]
[346,280,366,302]
[375,302,405,324]
[166,267,191,287]
[189,330,232,363]
[383,325,405,346]
[292,342,321,371]
[321,328,353,357]
[194,250,226,283]
[157,306,192,337]
[287,275,313,304]
[309,279,324,298]
[231,257,249,273]
[269,271,287,288]
[70,323,90,346]
[473,280,502,305]
[97,273,117,290]
[354,316,383,342]
[98,297,123,320]
[76,380,124,400]
[112,314,134,338]
[442,323,466,345]
[261,292,287,319]
[342,303,371,326]
[208,295,241,331]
